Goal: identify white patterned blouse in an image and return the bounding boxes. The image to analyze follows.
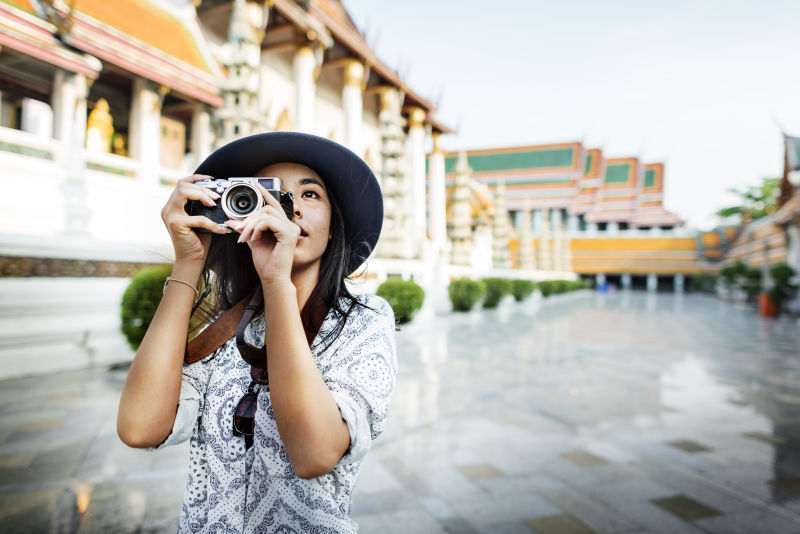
[153,293,397,533]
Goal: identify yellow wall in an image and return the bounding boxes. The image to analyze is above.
[510,236,711,275]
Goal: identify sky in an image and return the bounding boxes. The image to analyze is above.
[342,0,800,229]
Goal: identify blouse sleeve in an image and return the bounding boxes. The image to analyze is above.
[148,348,216,451]
[324,295,397,465]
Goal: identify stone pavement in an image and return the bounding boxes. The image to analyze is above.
[1,291,800,533]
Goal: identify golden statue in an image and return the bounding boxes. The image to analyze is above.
[86,98,114,153]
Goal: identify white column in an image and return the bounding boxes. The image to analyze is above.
[550,208,561,228]
[129,78,162,186]
[532,209,543,236]
[53,70,75,143]
[342,59,364,156]
[596,273,606,286]
[21,98,53,138]
[406,106,427,257]
[674,274,685,293]
[294,46,317,134]
[621,273,632,290]
[429,132,447,256]
[586,221,598,236]
[538,208,552,270]
[518,207,535,270]
[607,221,620,235]
[647,273,658,292]
[567,213,579,235]
[190,103,212,170]
[52,71,89,235]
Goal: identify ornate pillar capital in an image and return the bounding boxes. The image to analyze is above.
[406,106,426,130]
[342,58,365,90]
[432,132,443,154]
[377,86,396,111]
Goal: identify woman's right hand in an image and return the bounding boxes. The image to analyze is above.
[161,175,232,264]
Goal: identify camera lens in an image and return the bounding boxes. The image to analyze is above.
[225,185,259,216]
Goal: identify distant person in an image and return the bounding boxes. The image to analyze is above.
[117,132,397,533]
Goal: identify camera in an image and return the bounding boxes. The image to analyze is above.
[186,177,294,230]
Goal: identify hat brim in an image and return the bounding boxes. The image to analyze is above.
[195,132,382,275]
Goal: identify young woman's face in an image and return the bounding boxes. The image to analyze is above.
[255,162,332,271]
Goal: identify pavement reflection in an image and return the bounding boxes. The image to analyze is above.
[1,291,799,533]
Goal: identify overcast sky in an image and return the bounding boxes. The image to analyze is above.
[343,0,800,229]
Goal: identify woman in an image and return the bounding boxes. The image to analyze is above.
[117,132,397,533]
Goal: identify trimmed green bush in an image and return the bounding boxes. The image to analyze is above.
[768,262,798,312]
[538,279,585,297]
[121,265,172,350]
[537,280,556,297]
[376,278,425,324]
[448,278,485,311]
[511,279,536,301]
[689,273,717,293]
[740,266,762,302]
[481,277,513,308]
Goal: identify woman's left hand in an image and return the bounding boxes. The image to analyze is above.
[226,184,299,283]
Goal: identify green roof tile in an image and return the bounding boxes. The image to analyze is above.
[644,168,656,188]
[604,162,631,184]
[444,147,575,174]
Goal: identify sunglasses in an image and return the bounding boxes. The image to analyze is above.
[233,366,269,447]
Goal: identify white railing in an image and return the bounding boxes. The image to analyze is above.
[0,125,62,163]
[159,166,184,186]
[84,150,142,179]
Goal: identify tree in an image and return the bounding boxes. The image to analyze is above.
[716,177,780,221]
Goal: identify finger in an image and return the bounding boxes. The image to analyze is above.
[237,212,281,244]
[225,219,245,232]
[177,174,215,184]
[251,214,300,244]
[170,215,231,235]
[250,216,287,244]
[255,183,284,210]
[174,183,220,209]
[232,206,279,239]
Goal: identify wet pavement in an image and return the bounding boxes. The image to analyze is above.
[1,291,800,533]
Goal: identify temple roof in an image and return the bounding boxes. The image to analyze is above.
[0,0,223,105]
[443,143,582,177]
[307,0,450,130]
[4,0,33,12]
[773,189,800,226]
[0,0,102,79]
[72,0,215,75]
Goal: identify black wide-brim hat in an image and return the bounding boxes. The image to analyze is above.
[195,132,383,275]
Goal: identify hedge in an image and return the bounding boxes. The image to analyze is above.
[448,278,485,311]
[538,279,586,297]
[481,277,513,308]
[376,278,425,324]
[121,265,172,350]
[511,279,536,302]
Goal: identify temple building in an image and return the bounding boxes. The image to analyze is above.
[0,0,452,378]
[436,143,698,291]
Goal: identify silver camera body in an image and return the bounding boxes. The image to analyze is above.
[186,177,294,228]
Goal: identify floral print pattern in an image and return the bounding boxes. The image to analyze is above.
[153,294,397,533]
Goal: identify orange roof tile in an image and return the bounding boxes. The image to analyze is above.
[1,0,34,13]
[74,0,212,74]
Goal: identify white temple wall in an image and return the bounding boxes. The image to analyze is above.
[315,69,346,141]
[362,94,382,169]
[260,50,297,129]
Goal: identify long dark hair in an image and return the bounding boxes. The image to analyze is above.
[193,186,366,351]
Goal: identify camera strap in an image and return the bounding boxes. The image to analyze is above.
[184,287,261,365]
[236,286,268,369]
